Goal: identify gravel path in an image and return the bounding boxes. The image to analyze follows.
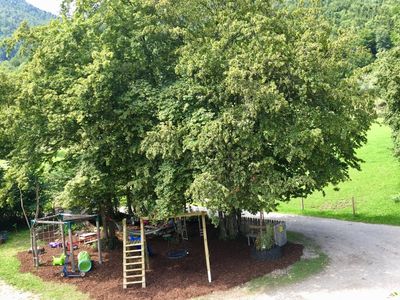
[0,279,39,300]
[251,213,400,300]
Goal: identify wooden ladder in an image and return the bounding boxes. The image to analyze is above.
[123,219,146,288]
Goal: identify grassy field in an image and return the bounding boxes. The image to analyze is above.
[278,121,400,225]
[0,230,87,300]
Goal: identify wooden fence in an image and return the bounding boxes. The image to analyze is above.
[299,196,362,216]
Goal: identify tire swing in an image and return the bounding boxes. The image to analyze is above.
[166,217,189,260]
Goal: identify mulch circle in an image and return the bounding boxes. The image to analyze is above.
[17,225,303,300]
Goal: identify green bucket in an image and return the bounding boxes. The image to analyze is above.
[77,251,92,273]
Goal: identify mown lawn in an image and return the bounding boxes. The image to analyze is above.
[278,121,400,225]
[0,230,88,300]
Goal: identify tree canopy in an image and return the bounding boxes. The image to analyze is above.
[0,0,375,236]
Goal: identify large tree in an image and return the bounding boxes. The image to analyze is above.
[142,0,374,237]
[1,0,374,239]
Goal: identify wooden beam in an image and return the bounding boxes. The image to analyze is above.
[35,220,65,225]
[141,211,207,221]
[140,218,146,288]
[68,224,75,272]
[201,214,212,283]
[60,223,66,256]
[123,218,127,289]
[96,217,103,264]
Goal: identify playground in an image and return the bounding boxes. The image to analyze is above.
[16,218,303,300]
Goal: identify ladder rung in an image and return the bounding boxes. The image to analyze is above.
[125,280,144,284]
[126,249,142,253]
[125,261,142,265]
[125,267,142,271]
[126,243,142,247]
[125,256,142,260]
[127,242,143,246]
[125,274,143,278]
[125,262,143,266]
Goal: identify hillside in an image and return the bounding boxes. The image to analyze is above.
[0,0,54,60]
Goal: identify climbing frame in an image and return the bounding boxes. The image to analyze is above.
[123,218,147,288]
[122,211,212,289]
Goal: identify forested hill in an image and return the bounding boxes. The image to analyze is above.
[0,0,54,60]
[287,0,400,56]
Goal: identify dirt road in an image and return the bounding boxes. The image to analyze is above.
[0,279,38,300]
[253,213,400,300]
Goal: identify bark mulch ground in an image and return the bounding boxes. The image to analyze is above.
[18,225,303,300]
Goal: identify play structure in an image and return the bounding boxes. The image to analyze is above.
[30,213,102,272]
[122,211,211,289]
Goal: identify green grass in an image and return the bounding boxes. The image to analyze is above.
[0,230,88,300]
[279,121,400,225]
[246,231,328,292]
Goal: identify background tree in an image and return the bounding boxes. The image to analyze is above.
[142,0,375,238]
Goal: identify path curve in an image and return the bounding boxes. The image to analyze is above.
[0,279,39,300]
[252,213,400,300]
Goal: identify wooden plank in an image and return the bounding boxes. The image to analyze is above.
[141,211,207,221]
[96,217,103,264]
[125,249,142,253]
[68,224,75,272]
[35,220,65,225]
[125,281,144,284]
[126,243,143,247]
[140,218,146,288]
[124,261,143,266]
[201,214,212,283]
[124,267,142,271]
[123,218,127,289]
[60,223,66,256]
[126,274,143,278]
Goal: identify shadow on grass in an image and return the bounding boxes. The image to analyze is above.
[0,230,88,300]
[245,231,328,293]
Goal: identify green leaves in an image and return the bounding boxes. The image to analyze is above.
[0,0,374,220]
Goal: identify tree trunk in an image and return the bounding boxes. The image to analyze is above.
[226,212,238,239]
[100,205,109,241]
[236,209,242,234]
[18,186,30,230]
[218,210,241,240]
[34,180,40,220]
[126,187,133,215]
[218,211,227,240]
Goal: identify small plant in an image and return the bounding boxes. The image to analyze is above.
[392,194,400,204]
[255,224,275,251]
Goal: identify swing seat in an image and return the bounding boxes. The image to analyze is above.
[167,249,189,259]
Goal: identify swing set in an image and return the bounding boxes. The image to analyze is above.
[31,213,103,272]
[122,211,212,289]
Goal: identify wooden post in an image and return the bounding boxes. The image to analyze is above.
[301,198,304,211]
[68,222,75,272]
[142,219,150,271]
[96,216,103,264]
[60,223,66,256]
[201,213,212,283]
[352,197,356,216]
[140,218,146,288]
[32,226,39,268]
[123,218,127,289]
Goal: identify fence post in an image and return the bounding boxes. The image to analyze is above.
[352,197,356,216]
[301,198,304,211]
